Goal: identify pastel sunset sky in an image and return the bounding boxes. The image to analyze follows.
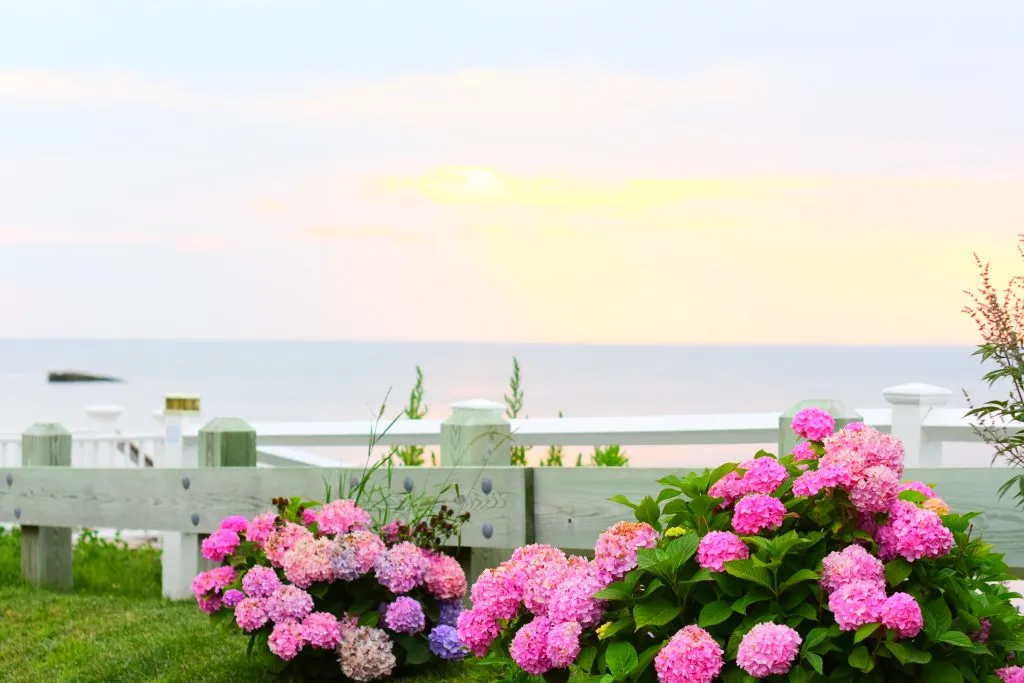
[1,1,1022,344]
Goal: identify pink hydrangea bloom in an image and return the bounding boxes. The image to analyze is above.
[234,597,268,631]
[899,481,936,498]
[846,422,866,432]
[337,626,396,682]
[708,471,746,508]
[222,589,244,607]
[828,579,886,631]
[822,425,905,481]
[736,622,802,679]
[546,559,606,628]
[197,593,222,614]
[545,620,583,669]
[510,616,553,675]
[384,596,426,634]
[245,511,278,546]
[511,545,568,615]
[302,611,342,649]
[316,498,372,536]
[732,494,786,536]
[997,666,1024,683]
[593,521,658,584]
[849,465,900,514]
[859,430,905,479]
[282,536,335,588]
[381,520,402,544]
[424,552,468,600]
[264,522,314,567]
[737,457,789,495]
[200,528,240,562]
[697,531,750,572]
[878,500,953,562]
[331,530,387,581]
[241,565,282,598]
[973,618,992,643]
[374,541,429,594]
[265,584,314,623]
[456,609,501,657]
[880,592,923,639]
[791,407,836,442]
[792,441,818,463]
[191,565,237,599]
[218,515,249,533]
[469,565,521,621]
[820,544,884,594]
[792,466,852,497]
[654,625,724,683]
[268,620,305,661]
[301,508,318,526]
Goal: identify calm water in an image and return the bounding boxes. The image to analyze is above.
[0,340,1001,466]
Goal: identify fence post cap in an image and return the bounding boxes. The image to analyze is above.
[451,399,506,413]
[198,417,255,434]
[164,394,202,415]
[882,383,952,406]
[85,404,123,419]
[23,423,72,437]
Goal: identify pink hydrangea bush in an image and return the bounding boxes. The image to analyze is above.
[462,416,1024,681]
[193,496,471,680]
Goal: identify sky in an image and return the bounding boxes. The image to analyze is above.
[1,1,1022,344]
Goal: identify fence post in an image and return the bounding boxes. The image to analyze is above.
[440,400,512,583]
[85,404,123,464]
[882,383,952,467]
[160,394,202,600]
[778,399,862,456]
[20,423,73,590]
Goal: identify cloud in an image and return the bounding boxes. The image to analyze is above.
[301,226,430,243]
[0,64,759,125]
[0,228,160,246]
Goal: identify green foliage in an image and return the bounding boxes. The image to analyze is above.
[569,457,1024,682]
[589,444,630,468]
[506,357,528,466]
[963,238,1024,505]
[541,412,566,467]
[395,365,430,466]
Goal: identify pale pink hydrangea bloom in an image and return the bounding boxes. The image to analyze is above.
[469,565,521,621]
[263,522,314,567]
[731,494,785,536]
[880,592,923,639]
[792,441,818,463]
[218,515,249,534]
[849,465,900,514]
[282,535,335,588]
[545,559,606,628]
[265,584,314,623]
[197,594,223,614]
[708,471,746,508]
[245,511,278,546]
[268,621,305,661]
[201,528,240,562]
[696,531,750,572]
[511,545,568,615]
[336,626,396,682]
[736,622,802,679]
[997,666,1024,683]
[373,541,429,594]
[593,521,658,584]
[234,597,268,631]
[877,500,953,562]
[456,609,501,657]
[191,565,237,601]
[828,579,886,631]
[424,551,468,600]
[736,457,789,495]
[331,530,386,581]
[822,425,905,481]
[241,565,282,598]
[791,407,836,442]
[653,625,724,683]
[301,611,341,649]
[316,498,372,536]
[792,465,852,497]
[846,422,867,432]
[509,616,553,675]
[820,544,884,594]
[545,620,583,669]
[380,520,402,544]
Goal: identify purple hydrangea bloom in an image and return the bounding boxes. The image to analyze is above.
[438,599,464,627]
[428,625,468,661]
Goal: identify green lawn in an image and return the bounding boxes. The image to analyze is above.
[0,529,487,682]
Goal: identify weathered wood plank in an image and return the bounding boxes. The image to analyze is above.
[20,424,73,591]
[532,467,1024,567]
[0,466,529,550]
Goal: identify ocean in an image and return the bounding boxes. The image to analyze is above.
[0,340,1003,467]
